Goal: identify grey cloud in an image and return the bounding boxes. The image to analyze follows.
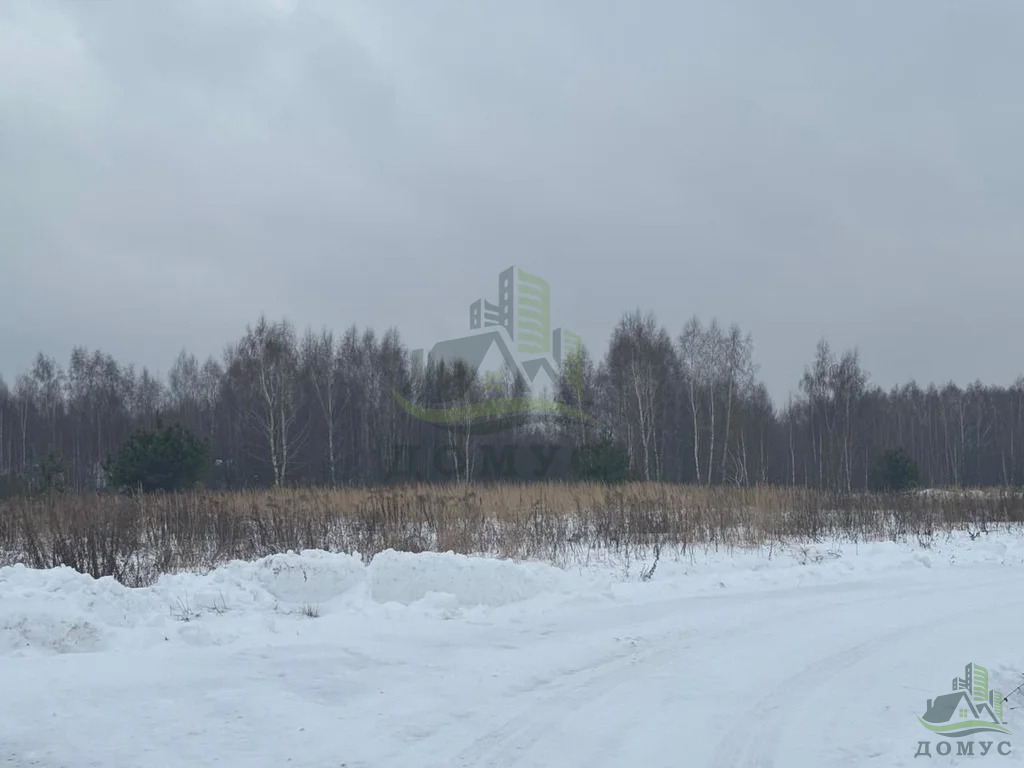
[2,0,1023,401]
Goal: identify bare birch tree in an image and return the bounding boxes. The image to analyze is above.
[227,317,306,486]
[301,328,347,485]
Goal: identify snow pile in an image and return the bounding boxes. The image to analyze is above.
[368,549,580,606]
[0,547,601,656]
[0,565,150,655]
[248,549,366,604]
[3,529,1024,658]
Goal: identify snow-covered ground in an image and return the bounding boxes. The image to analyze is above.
[3,531,1024,767]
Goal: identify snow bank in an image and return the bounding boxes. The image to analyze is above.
[239,549,366,604]
[368,549,579,606]
[0,565,152,654]
[4,529,1024,657]
[0,548,599,655]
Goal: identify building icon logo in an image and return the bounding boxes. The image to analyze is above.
[467,267,583,364]
[918,662,1011,738]
[393,266,595,434]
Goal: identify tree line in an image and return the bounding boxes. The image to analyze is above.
[1,311,1021,494]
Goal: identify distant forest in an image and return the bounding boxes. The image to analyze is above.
[2,311,1022,493]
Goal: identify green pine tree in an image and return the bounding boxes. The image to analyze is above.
[869,447,920,493]
[38,452,68,494]
[104,421,209,493]
[574,438,633,484]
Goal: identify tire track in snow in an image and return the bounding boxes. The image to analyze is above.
[450,633,660,768]
[708,624,920,768]
[449,581,933,768]
[709,574,1015,768]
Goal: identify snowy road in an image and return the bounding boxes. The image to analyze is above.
[3,536,1024,767]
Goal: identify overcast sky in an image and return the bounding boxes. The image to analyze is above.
[2,0,1023,404]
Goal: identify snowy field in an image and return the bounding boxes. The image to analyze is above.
[3,532,1024,767]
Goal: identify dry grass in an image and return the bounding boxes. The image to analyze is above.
[1,483,1021,586]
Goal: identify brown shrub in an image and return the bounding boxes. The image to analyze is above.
[1,484,1019,586]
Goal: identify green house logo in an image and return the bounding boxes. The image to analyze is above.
[918,662,1011,738]
[397,266,597,435]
